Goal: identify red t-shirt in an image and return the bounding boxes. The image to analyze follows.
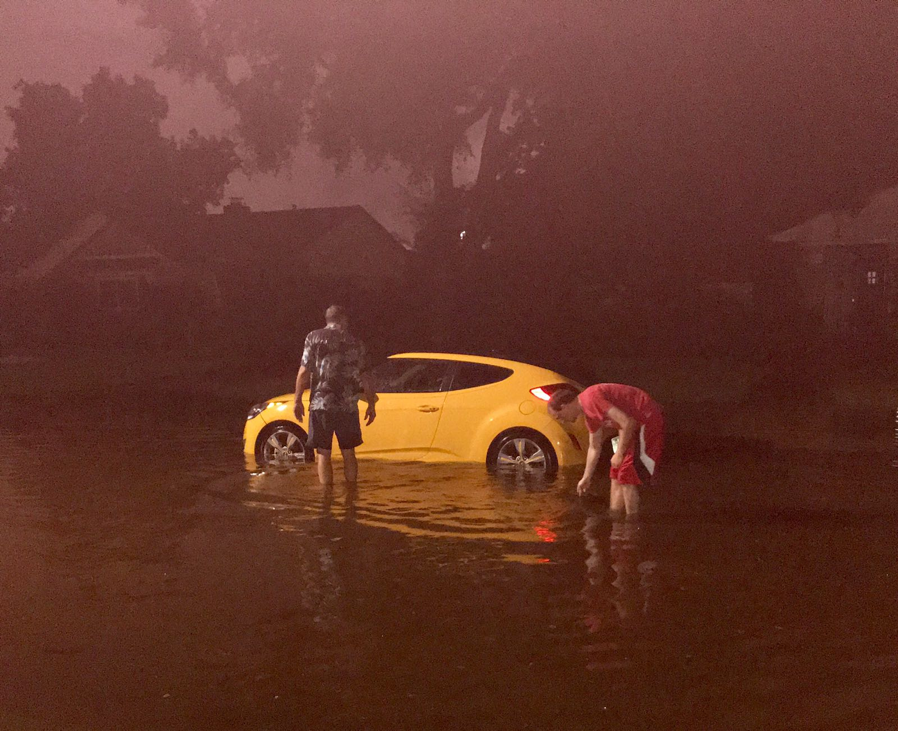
[578,384,661,433]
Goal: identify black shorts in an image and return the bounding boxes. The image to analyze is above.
[307,409,363,451]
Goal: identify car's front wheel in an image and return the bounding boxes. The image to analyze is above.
[256,422,307,465]
[487,429,558,475]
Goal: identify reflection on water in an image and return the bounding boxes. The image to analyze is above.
[2,408,898,730]
[246,461,572,560]
[580,515,660,677]
[582,516,658,635]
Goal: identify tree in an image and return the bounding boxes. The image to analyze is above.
[122,1,898,251]
[0,68,239,261]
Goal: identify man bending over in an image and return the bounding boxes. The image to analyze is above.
[548,384,664,516]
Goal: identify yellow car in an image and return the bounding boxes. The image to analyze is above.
[243,352,589,473]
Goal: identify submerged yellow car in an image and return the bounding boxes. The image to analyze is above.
[244,353,589,473]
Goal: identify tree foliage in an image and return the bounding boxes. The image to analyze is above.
[123,1,898,252]
[0,68,239,251]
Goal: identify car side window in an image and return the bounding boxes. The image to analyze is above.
[448,363,514,391]
[370,359,451,393]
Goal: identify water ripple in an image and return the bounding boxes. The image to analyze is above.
[2,414,897,729]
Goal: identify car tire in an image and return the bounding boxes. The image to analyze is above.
[256,422,308,465]
[487,429,558,475]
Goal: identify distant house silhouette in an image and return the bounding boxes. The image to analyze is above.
[768,189,898,336]
[17,212,219,314]
[201,199,405,306]
[10,202,406,346]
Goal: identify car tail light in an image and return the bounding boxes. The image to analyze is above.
[530,383,572,402]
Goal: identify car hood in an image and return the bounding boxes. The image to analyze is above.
[267,393,296,404]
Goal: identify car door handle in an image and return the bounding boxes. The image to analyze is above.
[418,406,440,413]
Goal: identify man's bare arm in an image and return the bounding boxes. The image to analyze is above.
[293,366,309,421]
[583,428,605,479]
[361,371,377,425]
[606,405,638,465]
[577,428,606,494]
[361,372,377,404]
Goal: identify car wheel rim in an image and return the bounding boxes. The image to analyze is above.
[496,437,547,472]
[261,428,304,464]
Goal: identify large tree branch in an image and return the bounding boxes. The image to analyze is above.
[431,56,523,211]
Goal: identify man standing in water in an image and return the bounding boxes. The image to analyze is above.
[548,384,664,516]
[294,305,377,486]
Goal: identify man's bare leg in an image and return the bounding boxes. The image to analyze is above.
[345,480,359,522]
[317,449,333,486]
[609,479,625,516]
[622,483,640,517]
[341,448,358,484]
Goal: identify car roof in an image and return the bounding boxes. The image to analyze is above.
[390,352,551,373]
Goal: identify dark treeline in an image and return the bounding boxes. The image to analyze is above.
[2,2,897,397]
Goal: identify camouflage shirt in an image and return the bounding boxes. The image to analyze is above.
[301,326,370,412]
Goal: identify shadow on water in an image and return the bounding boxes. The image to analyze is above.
[1,407,898,730]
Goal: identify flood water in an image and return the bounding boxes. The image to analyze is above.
[2,404,897,730]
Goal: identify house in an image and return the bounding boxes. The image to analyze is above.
[11,212,218,345]
[17,212,219,308]
[9,202,407,346]
[767,189,898,337]
[198,199,405,311]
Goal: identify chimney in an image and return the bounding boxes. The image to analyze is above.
[224,197,251,216]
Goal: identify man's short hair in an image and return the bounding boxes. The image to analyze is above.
[548,387,580,413]
[325,305,347,325]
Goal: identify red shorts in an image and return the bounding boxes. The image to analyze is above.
[609,412,664,486]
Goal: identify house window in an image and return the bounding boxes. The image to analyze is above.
[867,271,879,285]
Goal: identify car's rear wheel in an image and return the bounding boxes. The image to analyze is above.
[256,422,307,465]
[487,429,558,475]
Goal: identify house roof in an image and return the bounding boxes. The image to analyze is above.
[17,213,108,281]
[184,203,396,264]
[769,186,898,247]
[15,203,404,281]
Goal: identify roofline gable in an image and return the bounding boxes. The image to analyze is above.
[17,213,109,282]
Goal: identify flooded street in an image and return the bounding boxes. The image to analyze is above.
[2,404,897,730]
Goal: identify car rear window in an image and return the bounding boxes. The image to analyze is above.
[371,359,451,393]
[448,362,514,391]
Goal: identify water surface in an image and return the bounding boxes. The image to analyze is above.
[1,406,896,729]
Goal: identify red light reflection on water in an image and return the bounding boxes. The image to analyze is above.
[534,520,557,543]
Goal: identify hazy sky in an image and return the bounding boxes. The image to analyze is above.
[0,0,418,241]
